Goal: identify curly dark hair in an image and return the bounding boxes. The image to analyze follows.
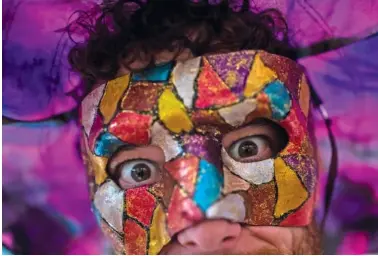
[68,0,295,86]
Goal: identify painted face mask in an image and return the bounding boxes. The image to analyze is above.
[80,50,317,254]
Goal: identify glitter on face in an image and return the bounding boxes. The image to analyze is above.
[274,157,308,218]
[108,111,152,145]
[164,154,199,196]
[282,154,317,193]
[151,122,183,161]
[263,80,291,120]
[99,75,130,124]
[124,219,147,255]
[193,159,224,212]
[125,187,156,226]
[93,131,125,157]
[243,181,276,225]
[148,204,170,254]
[81,84,105,136]
[182,134,222,170]
[244,53,277,98]
[93,180,124,233]
[222,148,274,185]
[206,51,255,96]
[172,57,201,108]
[121,82,163,112]
[167,186,203,236]
[218,98,257,127]
[158,89,193,133]
[81,50,318,254]
[206,193,246,222]
[195,58,238,109]
[260,51,303,100]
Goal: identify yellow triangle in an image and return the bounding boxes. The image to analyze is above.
[274,157,308,218]
[148,204,170,255]
[158,89,193,133]
[99,75,130,124]
[244,54,277,97]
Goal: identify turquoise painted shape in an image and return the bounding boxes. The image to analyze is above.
[193,159,224,212]
[132,62,173,81]
[94,132,125,157]
[264,80,291,120]
[2,246,13,255]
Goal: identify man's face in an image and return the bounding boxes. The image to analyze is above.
[80,50,319,254]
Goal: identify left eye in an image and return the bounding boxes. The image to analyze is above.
[116,160,161,189]
[228,136,272,162]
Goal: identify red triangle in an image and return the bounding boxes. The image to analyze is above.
[279,195,315,226]
[195,58,238,109]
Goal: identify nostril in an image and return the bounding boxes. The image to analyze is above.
[181,211,190,219]
[184,241,197,247]
[222,236,236,243]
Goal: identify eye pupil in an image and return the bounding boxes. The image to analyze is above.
[238,141,258,158]
[131,163,151,182]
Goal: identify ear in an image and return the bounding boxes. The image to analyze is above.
[273,157,308,218]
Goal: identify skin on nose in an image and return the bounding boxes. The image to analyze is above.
[176,220,242,252]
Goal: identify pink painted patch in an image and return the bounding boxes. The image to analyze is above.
[280,100,307,155]
[126,187,156,226]
[88,114,104,151]
[195,59,238,109]
[108,111,152,145]
[167,186,203,236]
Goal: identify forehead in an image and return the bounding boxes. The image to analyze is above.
[81,50,306,150]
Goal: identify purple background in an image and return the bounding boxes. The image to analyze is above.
[2,0,378,254]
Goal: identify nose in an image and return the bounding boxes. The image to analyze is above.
[176,220,241,252]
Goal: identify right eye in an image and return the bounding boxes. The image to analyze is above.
[116,159,161,190]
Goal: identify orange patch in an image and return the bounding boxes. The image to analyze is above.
[124,219,147,255]
[244,182,276,225]
[164,155,199,196]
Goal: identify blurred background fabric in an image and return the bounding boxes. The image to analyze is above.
[2,0,378,254]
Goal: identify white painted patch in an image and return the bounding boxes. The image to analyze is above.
[172,57,201,109]
[219,98,257,126]
[94,180,124,233]
[221,148,274,185]
[151,122,183,161]
[81,84,105,135]
[206,194,246,222]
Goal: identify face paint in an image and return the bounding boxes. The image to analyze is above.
[80,50,317,254]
